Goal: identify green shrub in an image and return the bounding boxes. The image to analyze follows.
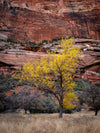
[54,43,58,45]
[38,43,42,46]
[28,41,37,47]
[49,40,52,43]
[74,81,85,91]
[0,73,18,92]
[41,97,57,113]
[42,40,48,44]
[52,38,58,42]
[63,108,74,114]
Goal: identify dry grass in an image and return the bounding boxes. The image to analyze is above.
[0,111,100,133]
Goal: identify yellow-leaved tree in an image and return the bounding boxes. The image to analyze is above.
[15,37,81,118]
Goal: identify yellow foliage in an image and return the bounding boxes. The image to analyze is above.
[63,92,77,109]
[15,37,81,110]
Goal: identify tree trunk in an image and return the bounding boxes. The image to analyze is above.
[95,109,98,116]
[59,103,63,118]
[59,95,63,118]
[25,109,27,114]
[59,74,63,118]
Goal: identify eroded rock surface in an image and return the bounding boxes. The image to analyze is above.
[0,0,100,82]
[0,0,100,42]
[0,39,100,82]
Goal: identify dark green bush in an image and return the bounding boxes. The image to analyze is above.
[63,108,76,114]
[40,97,57,113]
[52,38,58,42]
[42,40,48,44]
[0,73,18,92]
[74,81,85,91]
[28,41,37,47]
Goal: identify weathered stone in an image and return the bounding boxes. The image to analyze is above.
[0,0,100,42]
[0,0,100,82]
[0,39,100,82]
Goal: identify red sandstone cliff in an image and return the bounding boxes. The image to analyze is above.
[0,0,100,42]
[0,38,100,82]
[0,0,100,82]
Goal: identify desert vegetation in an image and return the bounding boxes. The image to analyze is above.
[13,37,81,118]
[0,111,100,133]
[0,0,100,131]
[81,81,100,116]
[0,37,100,132]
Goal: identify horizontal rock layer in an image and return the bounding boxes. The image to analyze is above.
[0,39,100,82]
[0,0,100,82]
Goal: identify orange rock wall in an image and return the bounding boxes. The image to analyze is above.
[0,0,100,42]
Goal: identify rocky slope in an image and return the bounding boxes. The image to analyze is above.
[0,39,100,83]
[0,0,100,82]
[0,0,100,42]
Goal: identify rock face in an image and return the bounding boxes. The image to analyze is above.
[0,0,100,82]
[0,0,100,42]
[0,39,100,83]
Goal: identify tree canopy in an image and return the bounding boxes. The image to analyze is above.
[15,37,81,118]
[82,81,100,116]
